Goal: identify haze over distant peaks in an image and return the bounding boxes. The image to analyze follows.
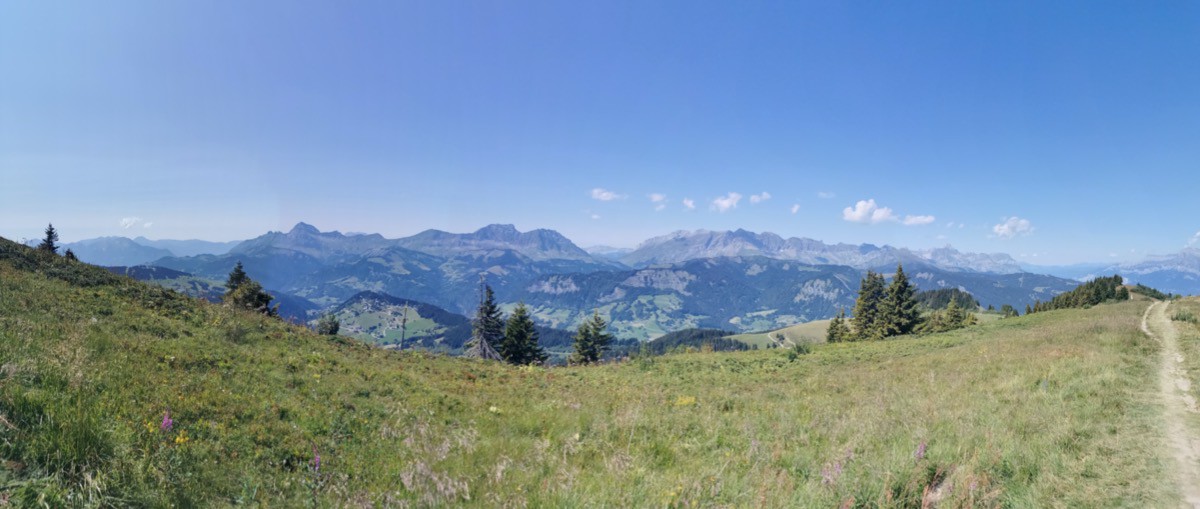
[395,224,606,264]
[621,229,1023,274]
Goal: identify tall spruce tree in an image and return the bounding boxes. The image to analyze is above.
[64,249,78,262]
[37,223,59,254]
[826,308,851,343]
[226,261,249,293]
[881,264,922,337]
[571,310,613,364]
[500,302,547,365]
[465,280,504,360]
[851,270,887,341]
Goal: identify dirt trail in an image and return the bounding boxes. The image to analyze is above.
[1143,301,1200,507]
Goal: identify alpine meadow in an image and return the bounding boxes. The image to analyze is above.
[5,2,1200,507]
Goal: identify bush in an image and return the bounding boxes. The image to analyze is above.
[1172,310,1198,324]
[786,341,812,361]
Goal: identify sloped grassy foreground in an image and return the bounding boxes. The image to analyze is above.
[0,237,1178,506]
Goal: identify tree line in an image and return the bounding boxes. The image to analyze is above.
[827,264,978,342]
[1024,275,1127,314]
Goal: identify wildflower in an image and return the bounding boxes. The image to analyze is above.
[160,410,173,432]
[312,445,320,472]
[174,430,189,445]
[821,461,844,485]
[914,441,927,461]
[488,406,502,414]
[674,395,696,406]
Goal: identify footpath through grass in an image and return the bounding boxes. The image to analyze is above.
[0,239,1179,506]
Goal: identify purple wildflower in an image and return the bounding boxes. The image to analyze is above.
[914,441,927,461]
[312,445,320,472]
[160,410,173,432]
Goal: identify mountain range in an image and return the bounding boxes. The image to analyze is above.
[620,229,1024,273]
[30,236,242,266]
[54,222,1200,339]
[50,222,1095,340]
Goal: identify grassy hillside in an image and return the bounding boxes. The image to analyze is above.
[729,319,834,348]
[0,237,1182,506]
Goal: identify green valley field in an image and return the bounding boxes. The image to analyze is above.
[1,236,1197,507]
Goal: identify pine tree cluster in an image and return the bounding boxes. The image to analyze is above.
[829,264,977,342]
[570,310,614,364]
[465,283,554,365]
[1026,275,1126,314]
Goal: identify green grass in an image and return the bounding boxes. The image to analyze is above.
[0,239,1182,506]
[729,319,833,348]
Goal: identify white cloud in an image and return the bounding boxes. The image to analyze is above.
[817,191,835,199]
[790,204,800,214]
[711,192,743,213]
[120,217,145,229]
[590,213,601,220]
[1188,231,1200,247]
[749,192,771,204]
[842,199,897,224]
[902,215,936,226]
[590,188,625,201]
[992,216,1034,239]
[143,222,153,228]
[682,198,696,210]
[936,234,948,240]
[649,193,667,211]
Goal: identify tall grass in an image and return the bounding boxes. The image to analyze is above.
[0,243,1181,506]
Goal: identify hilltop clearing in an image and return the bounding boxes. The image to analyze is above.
[0,236,1183,506]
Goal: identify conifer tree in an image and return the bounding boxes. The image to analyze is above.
[222,262,277,316]
[826,308,851,343]
[944,299,967,327]
[1025,303,1034,315]
[465,279,503,360]
[226,261,249,293]
[37,223,59,254]
[500,302,547,365]
[571,309,613,364]
[851,271,886,341]
[64,249,78,262]
[881,264,922,337]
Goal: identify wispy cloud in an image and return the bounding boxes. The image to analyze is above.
[992,217,1034,239]
[682,198,696,210]
[590,188,625,201]
[120,216,150,229]
[649,193,667,211]
[902,215,936,226]
[817,191,835,199]
[1188,231,1200,247]
[591,213,601,220]
[711,192,743,213]
[749,191,771,204]
[790,204,800,214]
[842,199,896,224]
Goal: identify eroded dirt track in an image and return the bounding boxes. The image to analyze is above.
[1143,301,1200,507]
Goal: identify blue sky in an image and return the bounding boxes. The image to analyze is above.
[3,2,1199,264]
